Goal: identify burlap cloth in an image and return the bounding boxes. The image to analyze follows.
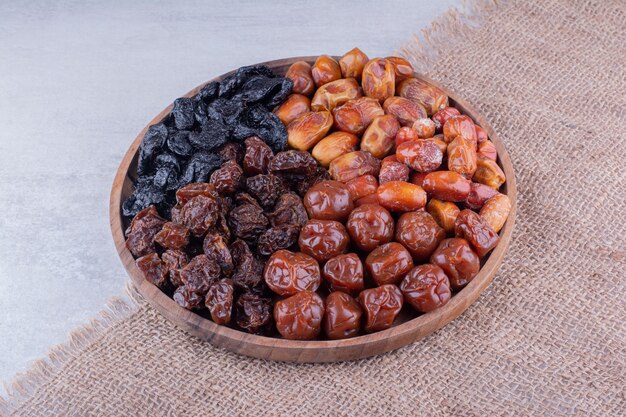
[2,0,625,415]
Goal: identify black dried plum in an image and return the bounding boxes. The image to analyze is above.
[137,123,168,176]
[264,78,294,109]
[207,98,245,126]
[267,192,308,227]
[235,76,286,104]
[235,292,273,334]
[123,182,167,222]
[245,174,285,209]
[256,112,288,153]
[180,152,222,184]
[193,98,208,125]
[228,203,268,241]
[197,81,219,103]
[268,150,317,178]
[257,224,300,256]
[172,97,195,130]
[217,142,244,165]
[218,65,274,98]
[166,130,194,158]
[188,119,230,152]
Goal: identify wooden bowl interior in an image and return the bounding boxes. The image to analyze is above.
[110,56,516,362]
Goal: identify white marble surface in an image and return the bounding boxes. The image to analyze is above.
[0,0,460,382]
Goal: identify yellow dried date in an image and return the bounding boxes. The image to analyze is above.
[385,56,414,85]
[312,55,342,88]
[274,94,311,126]
[360,115,400,159]
[311,78,361,112]
[285,61,315,96]
[332,97,384,135]
[287,111,333,151]
[426,199,461,234]
[397,77,449,116]
[329,151,381,183]
[362,58,395,102]
[447,136,477,179]
[311,131,359,167]
[479,194,511,233]
[382,96,427,127]
[473,156,506,189]
[339,47,369,81]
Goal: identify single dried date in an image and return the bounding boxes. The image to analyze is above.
[153,221,190,250]
[257,225,300,256]
[180,254,220,294]
[178,194,220,237]
[245,174,285,209]
[205,279,234,325]
[267,192,308,227]
[203,232,234,276]
[136,252,167,288]
[230,239,265,291]
[235,292,273,334]
[173,285,205,310]
[161,249,189,287]
[125,206,166,258]
[228,203,269,241]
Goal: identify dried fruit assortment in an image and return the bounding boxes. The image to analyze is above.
[124,50,511,341]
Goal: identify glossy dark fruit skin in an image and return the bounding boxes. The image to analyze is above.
[395,211,446,262]
[376,181,427,212]
[322,253,365,294]
[400,264,451,313]
[179,194,220,237]
[161,249,189,287]
[298,220,350,261]
[365,242,414,286]
[235,292,273,334]
[125,206,166,258]
[422,171,472,202]
[430,238,480,290]
[358,284,404,333]
[180,254,220,294]
[454,209,500,257]
[267,192,308,227]
[175,183,218,206]
[154,222,190,251]
[173,285,204,310]
[136,252,167,288]
[243,136,273,176]
[257,224,300,256]
[465,182,499,210]
[205,279,234,325]
[323,292,362,340]
[245,174,285,209]
[263,250,321,296]
[268,150,318,178]
[274,291,325,340]
[228,203,268,242]
[303,180,354,222]
[328,150,381,183]
[202,232,234,276]
[396,139,443,173]
[210,160,243,194]
[229,239,264,292]
[346,204,394,252]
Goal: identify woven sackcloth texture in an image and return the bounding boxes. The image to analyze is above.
[2,0,625,415]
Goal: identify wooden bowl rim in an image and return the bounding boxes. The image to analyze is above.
[109,56,517,361]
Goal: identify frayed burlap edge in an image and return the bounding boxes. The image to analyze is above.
[0,1,505,414]
[0,283,143,414]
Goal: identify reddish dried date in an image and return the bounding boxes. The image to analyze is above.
[323,291,362,340]
[346,204,394,251]
[136,252,167,288]
[430,238,480,290]
[235,292,273,334]
[379,159,410,183]
[243,136,273,176]
[395,211,445,262]
[345,175,378,201]
[303,180,354,222]
[268,150,318,178]
[210,160,243,194]
[257,225,300,256]
[400,264,451,313]
[322,253,365,294]
[230,239,264,291]
[179,194,220,237]
[125,206,166,257]
[161,249,189,287]
[274,291,325,340]
[264,250,321,296]
[365,242,414,286]
[329,151,381,183]
[358,284,404,332]
[465,182,499,210]
[153,222,190,251]
[422,171,471,202]
[173,285,204,310]
[454,209,500,257]
[205,279,234,325]
[396,139,443,173]
[180,254,220,294]
[202,232,234,276]
[245,174,285,209]
[175,183,218,206]
[228,203,269,241]
[267,192,308,227]
[298,219,350,261]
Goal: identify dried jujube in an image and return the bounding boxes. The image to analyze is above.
[264,250,321,296]
[205,279,234,325]
[323,292,362,339]
[274,291,325,340]
[322,253,365,294]
[358,284,404,333]
[400,264,451,313]
[298,219,350,262]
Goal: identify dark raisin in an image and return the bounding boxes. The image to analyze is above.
[228,203,268,241]
[180,254,220,294]
[210,160,243,195]
[188,119,230,152]
[218,65,274,98]
[213,213,231,242]
[257,224,300,256]
[153,222,190,250]
[217,142,244,165]
[267,192,308,227]
[193,98,208,125]
[179,194,220,237]
[162,249,189,287]
[243,136,273,175]
[234,192,261,208]
[197,81,219,103]
[125,206,166,257]
[235,292,273,334]
[136,252,168,288]
[203,232,234,276]
[269,150,317,178]
[245,174,285,209]
[173,285,204,310]
[180,152,222,184]
[230,239,265,291]
[167,130,194,158]
[172,97,195,130]
[137,123,168,176]
[205,279,234,325]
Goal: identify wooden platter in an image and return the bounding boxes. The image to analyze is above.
[110,56,517,362]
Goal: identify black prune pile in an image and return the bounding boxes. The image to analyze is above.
[126,138,326,335]
[122,65,293,219]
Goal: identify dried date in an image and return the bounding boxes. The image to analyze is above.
[257,224,300,256]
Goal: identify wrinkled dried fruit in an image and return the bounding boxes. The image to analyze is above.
[346,204,394,251]
[396,139,443,172]
[422,171,472,202]
[125,206,166,257]
[329,151,381,183]
[395,126,420,147]
[412,118,436,139]
[162,249,189,287]
[180,254,220,294]
[409,171,428,188]
[400,264,451,313]
[267,192,308,227]
[311,55,342,87]
[298,219,350,261]
[376,181,427,212]
[173,285,204,310]
[395,211,446,262]
[268,150,318,178]
[424,137,448,155]
[246,174,285,208]
[332,97,384,135]
[478,139,498,161]
[257,224,300,256]
[382,96,427,127]
[430,238,480,290]
[379,159,410,183]
[360,115,400,159]
[230,239,264,291]
[479,194,511,233]
[432,107,461,131]
[274,291,325,340]
[323,291,362,339]
[385,56,414,84]
[179,194,220,237]
[447,137,478,179]
[285,61,315,96]
[398,77,449,116]
[217,142,244,165]
[229,203,269,243]
[311,78,362,112]
[203,232,233,275]
[345,175,378,201]
[443,115,477,146]
[235,292,273,334]
[274,94,311,125]
[210,160,243,194]
[243,136,273,176]
[366,242,414,286]
[287,111,333,151]
[426,199,460,234]
[339,47,369,80]
[303,180,354,222]
[358,284,403,332]
[311,131,359,167]
[154,221,190,250]
[322,253,365,294]
[175,183,218,206]
[454,209,500,257]
[473,157,506,189]
[465,182,499,210]
[475,125,489,144]
[362,58,395,102]
[136,252,167,288]
[264,249,321,296]
[205,279,234,325]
